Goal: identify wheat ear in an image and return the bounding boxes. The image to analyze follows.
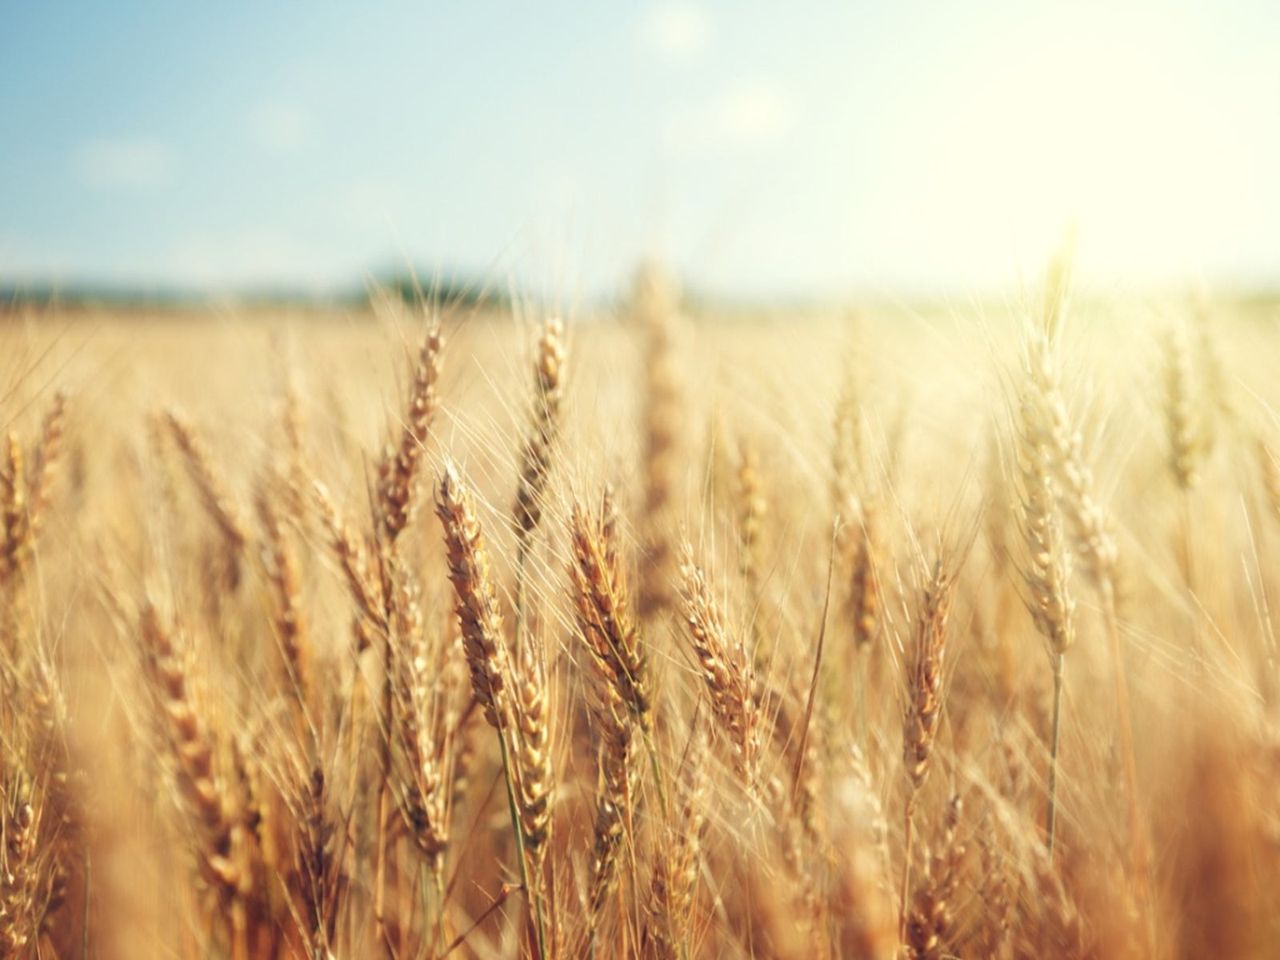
[899,558,955,942]
[377,320,443,543]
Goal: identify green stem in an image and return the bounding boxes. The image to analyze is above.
[1101,583,1154,954]
[643,729,669,817]
[496,727,546,960]
[899,796,916,945]
[1046,654,1065,855]
[509,542,549,958]
[427,862,447,960]
[514,538,531,657]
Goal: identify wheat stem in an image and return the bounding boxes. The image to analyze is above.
[1046,653,1065,855]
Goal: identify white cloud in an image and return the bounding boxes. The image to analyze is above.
[72,138,174,189]
[718,83,789,143]
[638,3,709,59]
[250,102,310,154]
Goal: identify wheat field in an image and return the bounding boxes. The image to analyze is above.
[1,264,1278,958]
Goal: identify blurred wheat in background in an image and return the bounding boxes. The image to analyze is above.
[3,256,1280,958]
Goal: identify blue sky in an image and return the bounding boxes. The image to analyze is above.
[2,2,1279,299]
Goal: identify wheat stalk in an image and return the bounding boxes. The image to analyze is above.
[513,316,566,552]
[1014,358,1076,856]
[27,390,66,542]
[569,489,651,731]
[377,320,443,543]
[137,603,249,929]
[677,543,759,787]
[0,778,42,954]
[256,483,311,717]
[899,557,955,942]
[165,410,251,584]
[634,265,680,623]
[435,461,512,731]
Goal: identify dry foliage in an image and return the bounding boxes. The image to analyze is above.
[1,267,1279,959]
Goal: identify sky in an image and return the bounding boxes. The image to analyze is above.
[2,1,1279,300]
